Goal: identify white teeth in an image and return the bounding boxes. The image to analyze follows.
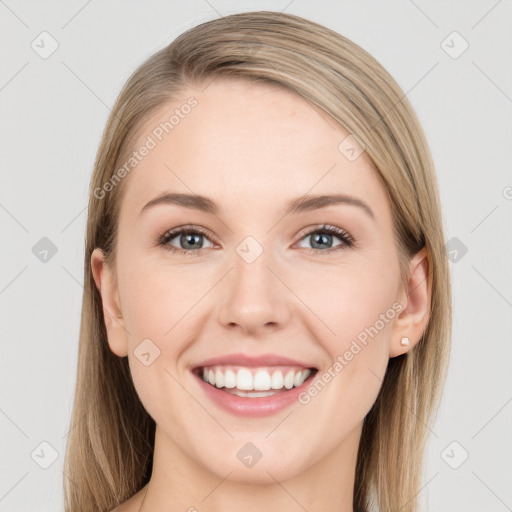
[271,371,284,389]
[227,390,279,398]
[199,366,313,392]
[294,370,307,387]
[223,369,237,388]
[236,369,253,390]
[284,370,295,389]
[253,370,272,391]
[215,369,224,388]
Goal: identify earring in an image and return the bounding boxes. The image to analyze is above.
[400,336,410,347]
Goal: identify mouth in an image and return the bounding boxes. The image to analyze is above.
[190,364,318,417]
[192,365,318,397]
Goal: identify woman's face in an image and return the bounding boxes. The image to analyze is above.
[92,78,425,484]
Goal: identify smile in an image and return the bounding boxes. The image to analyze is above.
[191,365,318,417]
[198,365,312,394]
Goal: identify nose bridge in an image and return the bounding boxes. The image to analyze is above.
[217,239,290,334]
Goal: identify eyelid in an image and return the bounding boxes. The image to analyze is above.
[295,223,350,240]
[157,224,217,255]
[158,224,215,244]
[293,224,354,251]
[158,223,355,254]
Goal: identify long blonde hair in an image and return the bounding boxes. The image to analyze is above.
[64,11,452,512]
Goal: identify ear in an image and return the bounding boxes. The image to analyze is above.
[90,248,129,357]
[389,246,432,358]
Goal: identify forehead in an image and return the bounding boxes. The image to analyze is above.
[119,78,389,223]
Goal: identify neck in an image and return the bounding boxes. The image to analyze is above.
[138,423,361,512]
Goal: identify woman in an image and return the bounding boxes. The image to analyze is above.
[64,11,452,512]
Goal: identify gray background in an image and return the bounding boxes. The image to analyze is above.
[1,1,511,511]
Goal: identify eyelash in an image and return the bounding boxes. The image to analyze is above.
[157,224,355,257]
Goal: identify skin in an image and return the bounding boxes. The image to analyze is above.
[91,78,431,512]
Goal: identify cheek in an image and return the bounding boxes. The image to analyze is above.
[119,258,210,340]
[118,261,201,427]
[292,258,397,413]
[290,256,398,347]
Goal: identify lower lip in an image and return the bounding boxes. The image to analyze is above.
[192,370,316,418]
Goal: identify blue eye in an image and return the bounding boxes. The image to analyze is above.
[296,224,354,254]
[158,226,214,256]
[158,224,354,256]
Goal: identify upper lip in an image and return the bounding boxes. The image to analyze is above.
[191,353,317,370]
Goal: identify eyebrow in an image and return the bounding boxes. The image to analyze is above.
[139,192,375,219]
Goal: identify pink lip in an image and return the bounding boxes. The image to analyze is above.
[191,369,317,418]
[191,352,316,370]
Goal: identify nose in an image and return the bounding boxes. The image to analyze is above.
[217,250,292,336]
